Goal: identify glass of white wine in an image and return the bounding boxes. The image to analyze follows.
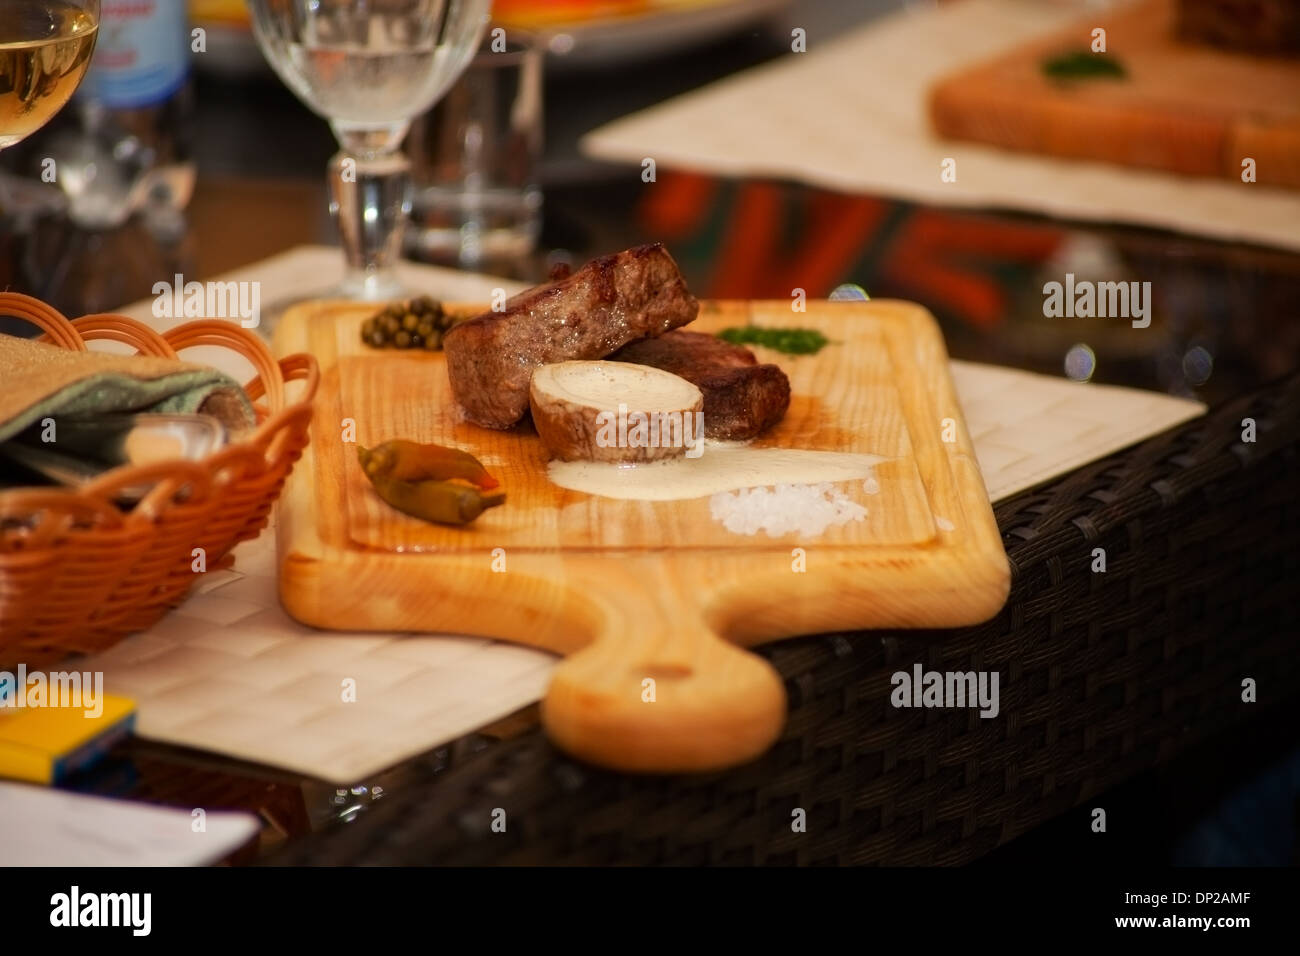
[247,0,491,300]
[0,0,99,151]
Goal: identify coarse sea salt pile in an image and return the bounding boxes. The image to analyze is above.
[709,483,867,538]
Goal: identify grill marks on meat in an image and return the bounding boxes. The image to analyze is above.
[443,243,698,428]
[614,331,791,441]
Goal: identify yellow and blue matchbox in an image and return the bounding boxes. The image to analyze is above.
[0,689,136,785]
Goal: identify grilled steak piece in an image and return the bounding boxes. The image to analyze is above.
[614,331,791,441]
[443,243,698,429]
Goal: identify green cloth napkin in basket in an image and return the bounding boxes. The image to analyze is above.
[0,334,255,444]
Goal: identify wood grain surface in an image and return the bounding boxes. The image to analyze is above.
[929,0,1300,188]
[274,299,1010,772]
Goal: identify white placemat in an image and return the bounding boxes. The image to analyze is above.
[581,0,1300,253]
[113,245,531,381]
[68,247,1203,783]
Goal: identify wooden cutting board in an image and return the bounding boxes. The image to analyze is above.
[274,299,1009,772]
[929,0,1300,188]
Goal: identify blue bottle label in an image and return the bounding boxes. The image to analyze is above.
[82,1,190,108]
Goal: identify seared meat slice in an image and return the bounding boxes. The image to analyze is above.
[443,243,698,429]
[614,331,791,441]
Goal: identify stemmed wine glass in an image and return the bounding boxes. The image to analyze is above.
[0,1,99,152]
[247,0,492,301]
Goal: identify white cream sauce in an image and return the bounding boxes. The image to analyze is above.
[547,444,886,502]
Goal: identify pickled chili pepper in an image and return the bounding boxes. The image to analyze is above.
[366,474,506,526]
[357,440,500,490]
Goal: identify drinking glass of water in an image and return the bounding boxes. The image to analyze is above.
[405,31,543,272]
[246,0,491,300]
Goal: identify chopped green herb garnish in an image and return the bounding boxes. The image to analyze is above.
[1041,50,1126,80]
[718,326,829,355]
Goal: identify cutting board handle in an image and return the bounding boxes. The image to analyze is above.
[540,558,787,773]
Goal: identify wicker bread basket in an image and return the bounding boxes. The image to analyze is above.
[0,292,318,670]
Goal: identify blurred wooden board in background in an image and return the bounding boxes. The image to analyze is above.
[929,0,1300,188]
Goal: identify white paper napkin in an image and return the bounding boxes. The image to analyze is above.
[0,782,259,866]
